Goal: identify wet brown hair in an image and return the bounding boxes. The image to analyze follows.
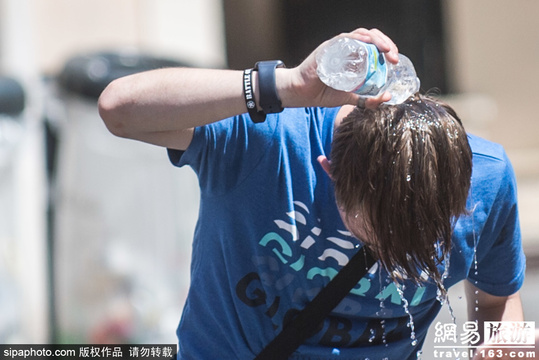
[330,94,472,288]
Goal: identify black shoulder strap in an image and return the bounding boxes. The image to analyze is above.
[255,247,377,360]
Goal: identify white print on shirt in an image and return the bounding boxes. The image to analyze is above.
[258,200,427,304]
[235,200,431,347]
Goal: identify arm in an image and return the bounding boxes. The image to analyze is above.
[98,28,398,150]
[466,280,523,326]
[466,281,525,360]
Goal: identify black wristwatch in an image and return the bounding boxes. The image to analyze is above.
[254,60,285,114]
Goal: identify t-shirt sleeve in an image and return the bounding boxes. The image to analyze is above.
[468,151,526,296]
[166,107,340,196]
[167,113,276,196]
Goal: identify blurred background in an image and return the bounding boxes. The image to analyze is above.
[0,0,537,346]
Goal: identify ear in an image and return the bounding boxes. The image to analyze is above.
[317,155,333,179]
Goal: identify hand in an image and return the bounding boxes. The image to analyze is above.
[284,28,399,109]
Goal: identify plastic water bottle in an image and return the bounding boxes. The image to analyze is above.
[316,37,420,105]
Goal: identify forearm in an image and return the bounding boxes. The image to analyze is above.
[99,68,244,138]
[98,67,302,147]
[466,282,524,324]
[465,281,524,350]
[98,28,399,149]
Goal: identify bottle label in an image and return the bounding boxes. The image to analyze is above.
[353,43,388,96]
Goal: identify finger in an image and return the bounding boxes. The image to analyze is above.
[364,92,392,109]
[369,28,399,63]
[349,28,389,50]
[349,28,399,64]
[365,28,391,51]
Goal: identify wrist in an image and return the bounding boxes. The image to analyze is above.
[244,60,291,123]
[255,60,285,114]
[275,67,302,108]
[244,64,306,120]
[243,69,266,123]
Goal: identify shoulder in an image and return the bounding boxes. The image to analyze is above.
[468,134,509,162]
[466,134,519,226]
[468,134,515,184]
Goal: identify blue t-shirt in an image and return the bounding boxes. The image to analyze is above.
[168,107,525,360]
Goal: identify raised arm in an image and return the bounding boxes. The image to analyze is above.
[98,28,398,150]
[98,68,256,149]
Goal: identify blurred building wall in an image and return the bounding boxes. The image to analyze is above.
[444,0,539,175]
[28,0,226,73]
[0,0,49,343]
[443,0,539,249]
[0,0,225,343]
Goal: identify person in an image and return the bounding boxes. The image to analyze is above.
[98,28,526,359]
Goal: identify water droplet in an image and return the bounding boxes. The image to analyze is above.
[436,289,445,305]
[475,307,479,312]
[396,283,416,346]
[411,339,418,346]
[441,253,450,281]
[332,348,340,356]
[380,319,387,345]
[368,328,376,342]
[446,297,457,324]
[471,203,479,284]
